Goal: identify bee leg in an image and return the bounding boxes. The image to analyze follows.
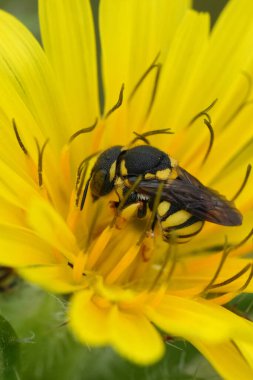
[110,190,139,211]
[151,217,157,231]
[137,201,148,218]
[109,200,120,209]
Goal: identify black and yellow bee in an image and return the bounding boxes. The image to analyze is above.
[83,145,242,243]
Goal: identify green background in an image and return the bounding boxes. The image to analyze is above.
[1,0,229,39]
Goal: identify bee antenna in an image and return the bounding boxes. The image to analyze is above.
[80,175,92,211]
[75,152,100,209]
[105,84,124,119]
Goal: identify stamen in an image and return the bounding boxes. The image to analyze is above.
[105,244,140,285]
[72,251,87,284]
[202,119,214,164]
[132,132,150,145]
[105,84,124,119]
[86,226,113,269]
[35,138,49,187]
[201,236,229,293]
[145,64,161,118]
[75,151,100,209]
[131,127,173,146]
[188,100,217,165]
[149,243,175,292]
[188,99,218,126]
[223,71,253,129]
[232,228,253,251]
[202,229,253,294]
[209,263,252,290]
[238,263,253,292]
[128,52,160,102]
[231,164,252,202]
[68,118,98,144]
[12,119,29,155]
[128,52,162,118]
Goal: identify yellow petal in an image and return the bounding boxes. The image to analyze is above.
[18,265,84,293]
[69,290,110,345]
[149,10,210,143]
[100,0,191,113]
[0,10,70,148]
[237,341,253,368]
[109,305,164,365]
[27,197,79,262]
[192,340,253,380]
[69,290,164,364]
[147,295,253,343]
[171,0,253,178]
[0,159,38,209]
[39,0,99,135]
[0,224,57,266]
[170,254,253,294]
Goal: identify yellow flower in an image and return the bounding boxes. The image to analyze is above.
[0,0,253,378]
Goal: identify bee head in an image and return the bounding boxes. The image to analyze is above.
[90,146,122,199]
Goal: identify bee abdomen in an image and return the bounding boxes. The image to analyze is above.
[157,201,204,243]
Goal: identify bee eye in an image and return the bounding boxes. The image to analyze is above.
[90,169,110,197]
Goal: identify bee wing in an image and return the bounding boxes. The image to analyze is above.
[130,167,242,226]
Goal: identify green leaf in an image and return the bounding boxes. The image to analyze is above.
[0,314,20,380]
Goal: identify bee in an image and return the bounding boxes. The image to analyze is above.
[84,145,242,243]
